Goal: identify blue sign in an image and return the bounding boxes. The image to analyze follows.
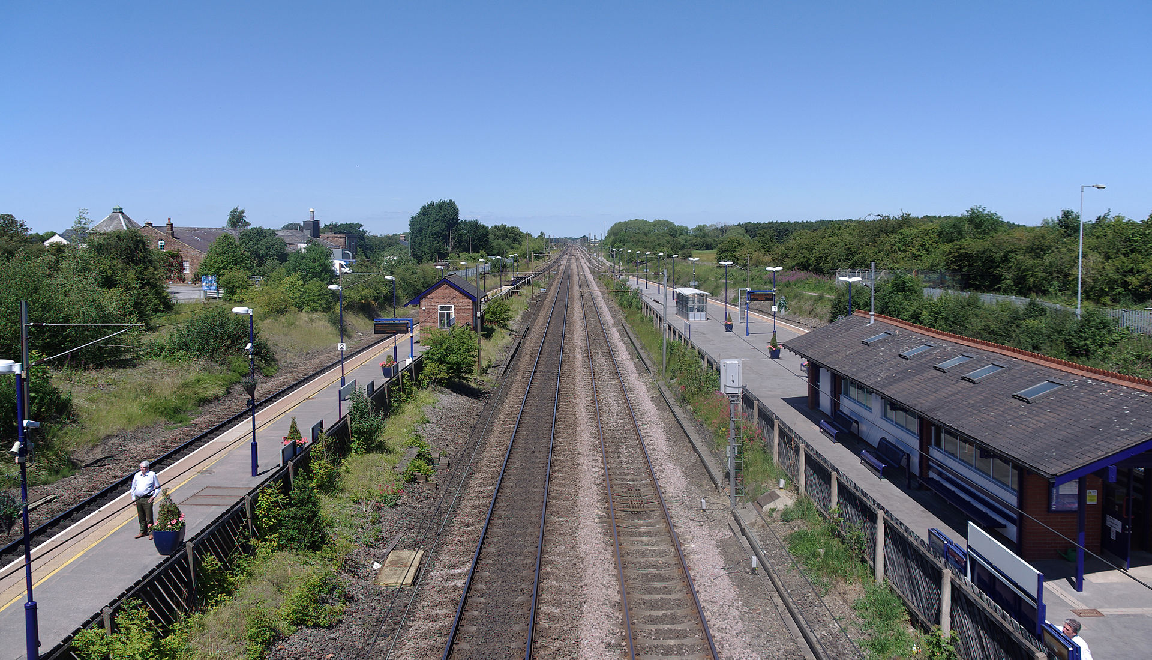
[201,275,218,292]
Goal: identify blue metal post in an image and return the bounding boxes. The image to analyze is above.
[772,270,778,335]
[16,368,39,659]
[1076,475,1087,591]
[247,313,257,477]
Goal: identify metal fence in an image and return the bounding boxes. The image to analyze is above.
[42,357,424,659]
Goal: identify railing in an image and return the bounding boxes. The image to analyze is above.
[41,357,424,659]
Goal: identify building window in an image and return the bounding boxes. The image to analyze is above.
[863,332,891,345]
[962,364,1005,382]
[883,399,919,435]
[899,344,933,359]
[841,378,872,410]
[438,304,454,329]
[1014,381,1063,403]
[935,355,972,371]
[936,427,1018,491]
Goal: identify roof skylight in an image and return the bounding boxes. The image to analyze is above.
[1014,381,1063,403]
[962,364,1005,383]
[900,344,933,359]
[934,355,972,372]
[863,332,891,345]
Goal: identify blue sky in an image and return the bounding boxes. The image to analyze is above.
[3,1,1149,239]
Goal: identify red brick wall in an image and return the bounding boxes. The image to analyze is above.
[1018,470,1102,562]
[139,225,204,281]
[416,284,474,330]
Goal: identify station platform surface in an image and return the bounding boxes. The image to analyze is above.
[0,332,420,659]
[629,274,1152,659]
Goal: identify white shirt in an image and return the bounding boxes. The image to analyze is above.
[130,471,160,500]
[1072,635,1093,660]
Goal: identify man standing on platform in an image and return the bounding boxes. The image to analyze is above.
[1063,619,1093,660]
[129,461,160,540]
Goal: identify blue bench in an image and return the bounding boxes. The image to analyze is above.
[861,437,909,481]
[925,471,1012,530]
[819,410,860,444]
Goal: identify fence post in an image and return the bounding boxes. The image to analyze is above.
[874,512,886,583]
[244,494,254,538]
[772,417,780,467]
[830,471,839,512]
[939,567,952,635]
[287,460,295,488]
[797,442,806,495]
[753,398,758,427]
[102,606,113,634]
[186,541,197,608]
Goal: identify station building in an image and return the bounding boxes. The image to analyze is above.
[406,275,481,330]
[785,312,1152,574]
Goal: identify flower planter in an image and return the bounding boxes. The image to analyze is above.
[769,347,781,359]
[724,322,733,332]
[152,527,185,556]
[382,365,396,378]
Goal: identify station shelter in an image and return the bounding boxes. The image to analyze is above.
[406,275,481,331]
[786,312,1152,591]
[674,287,710,321]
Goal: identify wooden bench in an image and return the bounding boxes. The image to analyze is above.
[819,410,860,444]
[860,437,909,481]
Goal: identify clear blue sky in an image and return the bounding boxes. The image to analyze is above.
[3,1,1149,239]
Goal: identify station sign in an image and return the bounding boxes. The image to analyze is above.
[748,290,775,302]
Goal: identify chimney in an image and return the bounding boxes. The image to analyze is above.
[144,220,152,227]
[166,218,174,237]
[305,208,319,238]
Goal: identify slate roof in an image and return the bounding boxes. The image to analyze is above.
[785,312,1152,480]
[275,230,340,252]
[405,275,480,306]
[168,227,239,254]
[91,207,141,232]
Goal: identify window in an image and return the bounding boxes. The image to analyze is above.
[993,457,1017,490]
[438,304,455,329]
[842,378,872,409]
[943,429,959,457]
[883,399,919,435]
[1014,381,1063,403]
[975,448,993,477]
[937,427,1018,491]
[900,344,933,359]
[934,355,972,371]
[962,364,1004,382]
[863,332,891,345]
[958,438,976,466]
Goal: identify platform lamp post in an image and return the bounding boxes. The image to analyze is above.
[327,283,347,420]
[838,276,862,318]
[644,252,651,289]
[384,275,399,365]
[766,267,783,336]
[1,359,39,660]
[719,261,734,325]
[231,307,259,477]
[688,257,699,286]
[1077,184,1106,318]
[657,252,664,295]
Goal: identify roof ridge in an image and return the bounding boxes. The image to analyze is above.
[856,310,1152,393]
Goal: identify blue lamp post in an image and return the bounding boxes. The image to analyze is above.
[719,260,733,328]
[2,359,39,660]
[766,267,782,335]
[327,284,346,419]
[385,275,398,365]
[838,276,862,317]
[231,307,258,477]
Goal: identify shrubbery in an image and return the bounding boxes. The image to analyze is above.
[420,325,477,383]
[148,306,275,369]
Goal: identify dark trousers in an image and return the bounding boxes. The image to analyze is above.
[135,498,154,535]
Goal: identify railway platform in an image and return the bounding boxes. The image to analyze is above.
[629,275,1152,660]
[0,332,420,659]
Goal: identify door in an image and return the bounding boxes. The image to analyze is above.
[1102,469,1133,568]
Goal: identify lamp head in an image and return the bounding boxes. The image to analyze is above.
[0,360,19,374]
[327,284,341,291]
[1094,184,1106,189]
[231,307,252,315]
[384,275,394,281]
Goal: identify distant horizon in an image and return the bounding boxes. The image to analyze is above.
[4,2,1147,239]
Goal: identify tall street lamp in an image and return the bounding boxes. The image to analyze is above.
[1,359,39,660]
[688,257,699,287]
[1078,184,1106,318]
[766,267,783,336]
[838,276,862,318]
[657,252,664,295]
[719,260,734,327]
[644,252,651,289]
[327,284,347,419]
[231,307,259,477]
[384,275,398,365]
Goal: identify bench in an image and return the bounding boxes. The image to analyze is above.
[860,437,909,481]
[925,471,1011,530]
[819,410,860,444]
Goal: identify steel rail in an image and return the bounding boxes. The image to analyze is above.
[442,265,569,659]
[583,265,720,659]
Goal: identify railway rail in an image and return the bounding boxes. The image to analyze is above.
[443,261,571,659]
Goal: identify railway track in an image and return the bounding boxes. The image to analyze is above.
[581,269,718,659]
[443,261,571,659]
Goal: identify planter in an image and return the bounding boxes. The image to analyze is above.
[769,347,781,359]
[382,365,396,378]
[152,527,185,556]
[724,322,733,332]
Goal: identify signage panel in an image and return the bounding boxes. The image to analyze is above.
[748,290,775,302]
[374,318,413,335]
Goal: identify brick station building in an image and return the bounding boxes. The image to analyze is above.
[406,275,480,331]
[785,312,1152,580]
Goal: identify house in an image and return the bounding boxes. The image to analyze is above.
[405,275,481,330]
[785,312,1152,581]
[90,206,142,233]
[139,218,238,281]
[42,233,68,246]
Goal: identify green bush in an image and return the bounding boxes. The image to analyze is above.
[420,325,477,383]
[243,603,278,660]
[281,569,346,628]
[254,486,287,546]
[149,306,275,367]
[348,390,386,454]
[402,458,433,482]
[483,298,513,329]
[72,600,163,660]
[280,478,328,552]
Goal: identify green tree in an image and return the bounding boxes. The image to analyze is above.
[420,325,477,383]
[197,234,252,278]
[0,213,38,258]
[455,219,489,255]
[489,224,526,257]
[408,200,460,262]
[238,227,287,271]
[227,206,249,230]
[86,229,172,320]
[285,242,334,284]
[70,208,92,243]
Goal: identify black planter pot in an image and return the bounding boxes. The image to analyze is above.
[152,527,185,556]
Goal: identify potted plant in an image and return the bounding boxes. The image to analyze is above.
[769,331,781,359]
[724,312,733,332]
[381,354,397,378]
[151,489,186,556]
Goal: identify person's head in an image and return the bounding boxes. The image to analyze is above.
[139,461,149,474]
[1063,618,1082,637]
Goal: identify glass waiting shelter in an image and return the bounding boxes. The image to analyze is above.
[674,288,710,321]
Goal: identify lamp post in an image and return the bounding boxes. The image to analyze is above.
[766,267,783,336]
[327,284,347,420]
[231,307,258,477]
[1078,184,1106,318]
[670,254,677,289]
[688,257,699,287]
[383,275,398,365]
[1,359,39,660]
[719,260,733,325]
[644,252,651,289]
[657,252,664,294]
[838,276,862,318]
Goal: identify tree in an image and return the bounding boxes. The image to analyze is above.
[281,222,303,231]
[0,213,36,258]
[70,208,91,243]
[285,242,334,284]
[196,234,251,278]
[455,219,489,255]
[238,227,287,271]
[226,206,249,230]
[489,224,525,257]
[409,200,460,262]
[86,229,172,320]
[420,325,477,383]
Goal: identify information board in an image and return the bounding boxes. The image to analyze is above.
[748,290,775,302]
[374,318,413,335]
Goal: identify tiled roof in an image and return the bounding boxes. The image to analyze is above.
[784,313,1152,479]
[91,207,141,232]
[169,227,238,253]
[405,275,480,306]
